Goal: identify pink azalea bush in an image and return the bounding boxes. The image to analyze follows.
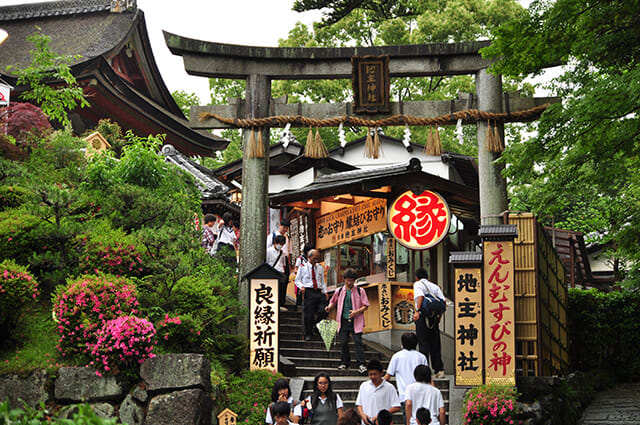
[79,228,147,277]
[463,384,521,425]
[52,274,138,357]
[0,259,39,335]
[89,315,156,376]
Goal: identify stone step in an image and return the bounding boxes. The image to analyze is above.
[280,339,360,350]
[287,357,386,368]
[280,348,384,360]
[295,366,372,377]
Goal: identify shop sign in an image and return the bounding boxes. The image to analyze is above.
[315,198,387,250]
[454,267,484,386]
[249,279,279,371]
[388,190,450,250]
[386,239,396,279]
[379,282,392,330]
[392,287,415,328]
[217,409,238,425]
[351,55,390,114]
[483,241,516,385]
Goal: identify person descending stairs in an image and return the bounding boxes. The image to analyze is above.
[279,308,450,424]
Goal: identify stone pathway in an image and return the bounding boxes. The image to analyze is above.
[580,383,640,425]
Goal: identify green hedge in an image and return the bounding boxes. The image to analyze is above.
[568,288,640,380]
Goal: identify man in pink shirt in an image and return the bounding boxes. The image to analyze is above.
[325,268,369,374]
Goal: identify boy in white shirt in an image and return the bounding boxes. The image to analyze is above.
[356,360,400,425]
[404,365,445,425]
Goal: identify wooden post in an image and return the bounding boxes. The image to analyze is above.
[476,69,508,225]
[239,74,271,338]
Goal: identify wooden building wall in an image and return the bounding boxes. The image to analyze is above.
[507,213,569,376]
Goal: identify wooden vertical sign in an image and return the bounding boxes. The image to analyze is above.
[454,267,484,386]
[387,238,396,280]
[379,282,392,330]
[450,252,484,386]
[480,225,518,386]
[245,263,282,372]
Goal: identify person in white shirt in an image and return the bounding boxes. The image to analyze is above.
[267,234,289,311]
[404,365,445,425]
[383,332,428,417]
[268,219,291,310]
[299,373,344,425]
[412,268,445,378]
[295,249,328,341]
[213,212,237,263]
[266,378,300,424]
[356,360,400,425]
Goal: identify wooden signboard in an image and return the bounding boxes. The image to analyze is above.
[379,282,392,330]
[454,267,484,386]
[351,55,390,114]
[249,278,279,372]
[386,238,396,279]
[483,241,516,385]
[392,286,415,329]
[315,198,387,250]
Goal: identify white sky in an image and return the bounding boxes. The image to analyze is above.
[1,0,554,102]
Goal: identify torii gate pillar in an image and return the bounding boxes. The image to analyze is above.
[476,69,508,225]
[238,74,271,337]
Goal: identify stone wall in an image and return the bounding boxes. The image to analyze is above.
[0,353,212,425]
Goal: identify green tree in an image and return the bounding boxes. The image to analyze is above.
[7,29,89,126]
[172,90,201,120]
[483,0,640,284]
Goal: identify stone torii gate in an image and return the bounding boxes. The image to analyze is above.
[164,32,556,336]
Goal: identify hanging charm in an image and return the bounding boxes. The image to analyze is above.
[455,118,464,144]
[402,124,411,148]
[338,122,347,148]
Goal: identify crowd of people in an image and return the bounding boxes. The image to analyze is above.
[202,216,448,425]
[264,336,445,425]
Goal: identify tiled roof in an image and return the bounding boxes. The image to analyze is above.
[449,251,483,264]
[478,224,518,238]
[0,0,114,21]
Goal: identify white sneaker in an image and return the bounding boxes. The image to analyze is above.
[279,306,288,312]
[435,370,446,379]
[358,364,368,374]
[337,364,347,370]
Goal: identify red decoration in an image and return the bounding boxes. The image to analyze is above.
[388,190,450,250]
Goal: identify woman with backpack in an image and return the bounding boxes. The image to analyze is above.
[325,268,369,374]
[299,373,343,425]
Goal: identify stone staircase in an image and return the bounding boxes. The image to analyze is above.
[279,309,450,424]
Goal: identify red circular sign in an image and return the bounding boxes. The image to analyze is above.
[387,190,451,250]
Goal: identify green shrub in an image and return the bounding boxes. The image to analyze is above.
[463,384,519,425]
[0,185,29,212]
[52,274,138,360]
[76,221,147,278]
[0,208,40,263]
[140,259,246,370]
[0,260,39,343]
[0,401,118,424]
[568,288,640,380]
[226,369,283,425]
